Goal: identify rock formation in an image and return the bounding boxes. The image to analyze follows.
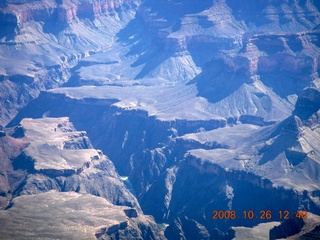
[0,191,164,240]
[0,0,320,239]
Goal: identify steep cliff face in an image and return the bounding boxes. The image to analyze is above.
[0,116,166,238]
[7,85,320,239]
[269,212,320,240]
[1,0,138,25]
[2,0,318,125]
[10,117,141,209]
[7,90,228,191]
[0,131,28,209]
[1,0,320,239]
[115,0,320,124]
[0,191,165,240]
[0,0,140,126]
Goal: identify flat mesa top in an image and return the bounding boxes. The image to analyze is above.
[21,117,100,171]
[0,191,131,240]
[49,84,224,121]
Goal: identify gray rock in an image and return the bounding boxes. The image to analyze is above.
[0,191,165,240]
[12,117,141,209]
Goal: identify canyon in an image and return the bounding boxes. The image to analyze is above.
[0,0,320,239]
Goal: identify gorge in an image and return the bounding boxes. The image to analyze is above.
[0,0,320,239]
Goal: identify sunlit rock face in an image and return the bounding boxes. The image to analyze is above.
[10,117,141,209]
[0,191,165,240]
[1,0,137,25]
[1,0,320,239]
[0,116,165,238]
[0,0,141,126]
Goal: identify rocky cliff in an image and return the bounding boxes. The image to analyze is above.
[0,130,28,209]
[1,0,138,26]
[0,191,164,240]
[7,82,320,240]
[0,116,165,238]
[1,0,320,239]
[11,117,142,208]
[0,0,140,126]
[269,212,320,240]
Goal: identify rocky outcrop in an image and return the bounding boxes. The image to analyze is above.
[226,0,320,33]
[270,217,305,240]
[0,0,140,126]
[7,117,141,209]
[165,216,210,240]
[95,208,163,240]
[1,0,320,239]
[140,89,320,236]
[256,88,320,192]
[0,116,167,239]
[0,191,165,240]
[142,154,317,239]
[299,226,320,239]
[0,0,139,25]
[7,90,228,197]
[293,88,320,121]
[193,31,320,119]
[0,132,28,209]
[270,212,320,240]
[5,80,320,240]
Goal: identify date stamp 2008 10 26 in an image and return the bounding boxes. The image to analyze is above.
[212,210,308,220]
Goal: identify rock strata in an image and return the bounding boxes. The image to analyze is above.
[12,117,140,209]
[0,191,164,240]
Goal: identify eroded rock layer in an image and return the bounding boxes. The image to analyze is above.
[1,0,320,239]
